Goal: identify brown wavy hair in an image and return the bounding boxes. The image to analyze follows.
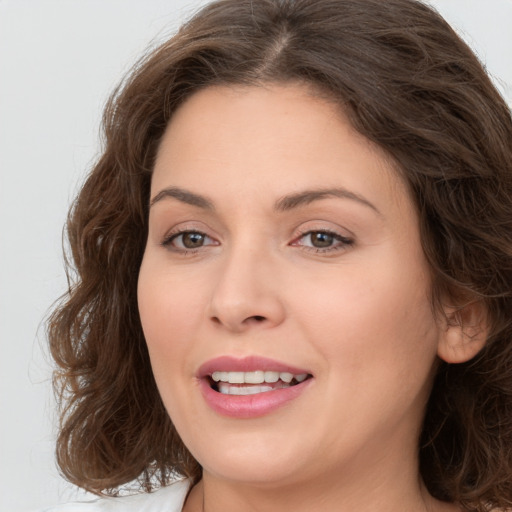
[48,0,512,509]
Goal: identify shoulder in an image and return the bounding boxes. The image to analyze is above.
[33,479,191,512]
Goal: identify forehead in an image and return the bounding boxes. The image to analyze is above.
[152,83,410,214]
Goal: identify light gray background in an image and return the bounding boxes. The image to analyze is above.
[1,1,511,510]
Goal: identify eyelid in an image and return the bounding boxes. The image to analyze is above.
[160,223,220,252]
[291,229,353,244]
[292,220,354,240]
[290,224,355,254]
[160,220,216,241]
[165,230,215,245]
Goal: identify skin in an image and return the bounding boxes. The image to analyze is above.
[138,83,466,512]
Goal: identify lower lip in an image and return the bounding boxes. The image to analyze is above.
[199,378,313,418]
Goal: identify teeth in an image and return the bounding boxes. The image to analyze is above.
[211,370,309,384]
[218,383,274,395]
[279,372,293,383]
[264,371,279,383]
[244,371,265,384]
[227,372,244,384]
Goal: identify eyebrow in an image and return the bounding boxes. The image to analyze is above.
[274,188,382,216]
[150,186,381,216]
[150,187,214,209]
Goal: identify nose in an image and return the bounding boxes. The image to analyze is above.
[207,244,286,333]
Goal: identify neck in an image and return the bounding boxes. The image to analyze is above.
[183,451,458,512]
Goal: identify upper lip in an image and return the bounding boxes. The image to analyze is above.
[197,355,311,378]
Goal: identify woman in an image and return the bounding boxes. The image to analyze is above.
[44,0,512,511]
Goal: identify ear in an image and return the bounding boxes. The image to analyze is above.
[437,300,488,364]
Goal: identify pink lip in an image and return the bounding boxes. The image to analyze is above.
[197,356,313,419]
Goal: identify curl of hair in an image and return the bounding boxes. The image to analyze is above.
[48,0,512,509]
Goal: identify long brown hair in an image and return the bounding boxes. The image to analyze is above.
[48,0,512,509]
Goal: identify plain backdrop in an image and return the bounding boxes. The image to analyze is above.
[0,1,511,510]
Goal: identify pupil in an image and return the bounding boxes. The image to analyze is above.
[312,232,333,248]
[183,232,204,248]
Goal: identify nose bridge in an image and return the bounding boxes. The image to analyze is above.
[208,236,285,332]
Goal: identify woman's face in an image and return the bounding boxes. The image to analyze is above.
[138,84,447,488]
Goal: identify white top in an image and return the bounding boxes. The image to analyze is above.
[35,479,191,512]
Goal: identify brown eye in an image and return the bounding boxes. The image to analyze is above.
[163,230,217,251]
[292,230,354,253]
[309,232,335,248]
[181,232,206,248]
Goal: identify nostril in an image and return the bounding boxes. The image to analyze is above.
[252,315,266,322]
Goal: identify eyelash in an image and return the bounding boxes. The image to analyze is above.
[291,229,354,254]
[161,230,217,254]
[161,229,354,255]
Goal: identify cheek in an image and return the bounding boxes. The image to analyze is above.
[137,261,209,433]
[293,255,440,387]
[137,260,205,376]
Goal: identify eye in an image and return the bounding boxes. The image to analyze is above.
[292,230,354,252]
[305,232,337,248]
[163,230,218,251]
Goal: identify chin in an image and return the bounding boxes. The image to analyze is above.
[176,419,313,486]
[201,454,311,488]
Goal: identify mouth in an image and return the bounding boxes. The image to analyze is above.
[208,370,311,396]
[197,356,314,416]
